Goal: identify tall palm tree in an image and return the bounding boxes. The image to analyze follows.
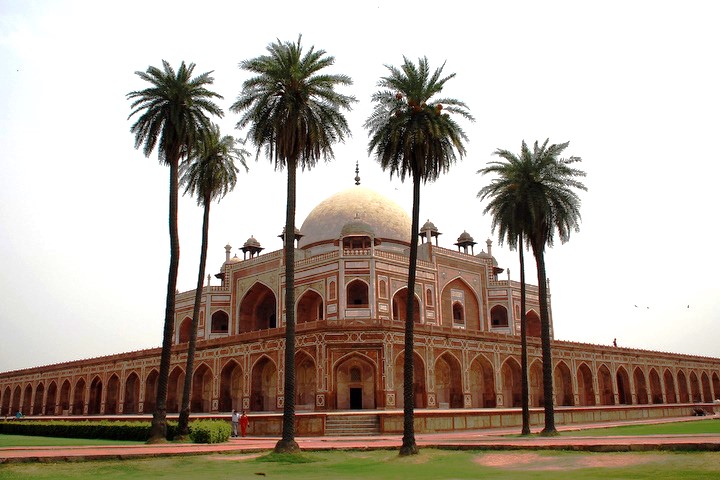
[127,60,223,442]
[176,125,249,437]
[479,140,586,435]
[365,57,473,455]
[478,141,536,435]
[231,36,355,453]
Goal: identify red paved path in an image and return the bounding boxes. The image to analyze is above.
[2,416,719,463]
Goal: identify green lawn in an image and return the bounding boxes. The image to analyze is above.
[563,419,720,437]
[1,449,719,480]
[0,434,143,447]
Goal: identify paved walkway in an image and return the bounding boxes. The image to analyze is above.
[2,416,719,463]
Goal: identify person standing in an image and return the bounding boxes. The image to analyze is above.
[240,410,249,437]
[231,409,240,438]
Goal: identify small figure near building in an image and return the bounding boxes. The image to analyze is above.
[240,410,249,437]
[15,410,22,420]
[231,409,240,437]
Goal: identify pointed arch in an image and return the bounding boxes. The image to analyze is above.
[32,382,45,415]
[11,385,21,415]
[501,357,522,407]
[106,374,120,414]
[167,366,185,413]
[633,367,648,405]
[526,310,541,337]
[392,287,421,324]
[529,360,544,407]
[712,372,720,401]
[295,350,316,410]
[598,364,614,405]
[648,368,663,404]
[219,359,243,412]
[469,354,496,408]
[663,369,677,403]
[689,371,701,402]
[44,381,58,416]
[701,372,712,403]
[178,316,192,343]
[88,376,103,414]
[440,277,480,329]
[1,386,10,416]
[346,278,369,307]
[577,363,595,406]
[144,369,159,413]
[490,305,508,328]
[210,310,230,334]
[72,378,86,415]
[250,356,277,411]
[22,384,32,415]
[59,380,71,414]
[334,353,377,410]
[238,282,277,332]
[191,362,213,412]
[555,361,574,406]
[435,352,463,408]
[616,366,631,405]
[124,372,140,414]
[677,370,690,403]
[394,351,426,408]
[297,289,324,324]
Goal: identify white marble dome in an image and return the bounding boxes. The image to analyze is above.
[299,186,412,248]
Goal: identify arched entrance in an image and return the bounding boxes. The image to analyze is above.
[144,369,159,413]
[88,377,102,414]
[239,283,277,332]
[22,384,32,415]
[501,357,522,407]
[678,370,690,403]
[250,357,277,411]
[191,363,213,413]
[469,354,496,408]
[633,368,648,405]
[648,369,663,404]
[689,371,701,402]
[0,387,10,416]
[45,382,57,415]
[32,383,45,415]
[72,378,85,415]
[434,353,463,408]
[598,365,614,405]
[663,369,677,403]
[392,288,421,324]
[394,352,426,408]
[335,354,376,409]
[701,372,712,402]
[297,290,323,324]
[490,305,509,328]
[577,363,595,406]
[555,362,574,406]
[712,373,720,400]
[124,373,140,414]
[616,367,631,405]
[178,317,192,343]
[59,380,71,414]
[440,278,480,329]
[526,310,541,337]
[296,351,316,410]
[529,360,544,407]
[219,360,243,412]
[106,375,120,414]
[167,367,185,413]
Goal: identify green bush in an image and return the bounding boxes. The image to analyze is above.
[0,420,178,441]
[188,420,231,444]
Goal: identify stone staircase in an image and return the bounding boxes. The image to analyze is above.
[325,414,380,436]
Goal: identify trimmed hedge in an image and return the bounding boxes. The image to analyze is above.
[188,420,231,444]
[0,420,179,441]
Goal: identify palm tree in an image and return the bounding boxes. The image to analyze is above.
[479,140,586,435]
[127,60,223,442]
[365,57,473,455]
[478,141,536,435]
[231,36,355,453]
[176,125,249,437]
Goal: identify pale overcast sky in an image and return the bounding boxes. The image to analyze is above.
[1,0,719,372]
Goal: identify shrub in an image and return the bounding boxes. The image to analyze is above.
[189,420,231,444]
[0,420,177,441]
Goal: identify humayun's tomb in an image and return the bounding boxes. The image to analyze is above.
[2,183,719,434]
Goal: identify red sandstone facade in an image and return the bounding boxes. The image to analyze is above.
[2,186,719,420]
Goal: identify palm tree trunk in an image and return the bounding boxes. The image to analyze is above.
[400,175,421,456]
[149,154,181,443]
[178,194,212,437]
[275,159,299,454]
[519,234,530,435]
[533,239,557,435]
